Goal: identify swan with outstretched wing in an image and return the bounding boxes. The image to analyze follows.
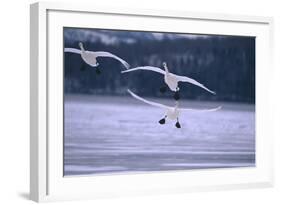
[123,62,215,100]
[128,89,221,128]
[64,42,130,74]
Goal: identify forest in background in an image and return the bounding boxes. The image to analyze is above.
[64,28,255,103]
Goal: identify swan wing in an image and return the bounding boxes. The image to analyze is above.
[175,74,216,95]
[121,66,165,75]
[64,48,81,54]
[94,51,130,69]
[127,89,168,109]
[180,106,222,112]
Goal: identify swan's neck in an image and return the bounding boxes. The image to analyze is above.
[164,66,169,75]
[175,102,179,110]
[80,45,85,53]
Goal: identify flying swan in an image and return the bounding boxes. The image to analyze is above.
[127,89,221,128]
[122,62,215,100]
[64,42,130,74]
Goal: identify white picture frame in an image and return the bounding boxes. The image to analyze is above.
[30,1,274,202]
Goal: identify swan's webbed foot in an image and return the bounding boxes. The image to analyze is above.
[159,118,166,124]
[159,86,167,93]
[95,67,101,75]
[159,116,166,125]
[174,91,180,100]
[175,121,181,128]
[175,118,181,128]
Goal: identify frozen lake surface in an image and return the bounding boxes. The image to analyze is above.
[64,95,255,176]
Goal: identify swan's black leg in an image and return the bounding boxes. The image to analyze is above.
[80,62,87,71]
[95,67,101,75]
[175,118,181,128]
[174,90,180,100]
[159,115,167,125]
[159,85,167,93]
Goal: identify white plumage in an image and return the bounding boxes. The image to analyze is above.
[127,89,221,128]
[64,42,130,69]
[122,62,215,96]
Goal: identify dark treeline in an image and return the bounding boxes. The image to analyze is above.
[64,29,255,103]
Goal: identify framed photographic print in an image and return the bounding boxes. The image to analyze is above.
[30,2,274,202]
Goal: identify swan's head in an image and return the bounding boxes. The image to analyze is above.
[78,42,84,50]
[163,62,168,72]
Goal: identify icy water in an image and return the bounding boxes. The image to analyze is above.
[64,95,255,176]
